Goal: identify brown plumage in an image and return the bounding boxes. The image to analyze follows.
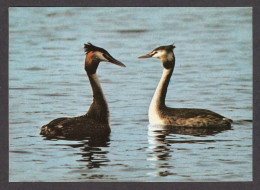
[160,107,232,128]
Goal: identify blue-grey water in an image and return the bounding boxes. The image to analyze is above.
[9,7,252,182]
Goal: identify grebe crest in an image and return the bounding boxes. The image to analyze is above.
[139,44,175,69]
[84,42,125,67]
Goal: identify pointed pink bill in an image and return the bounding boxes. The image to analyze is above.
[138,53,153,59]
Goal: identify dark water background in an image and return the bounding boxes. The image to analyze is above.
[9,7,252,182]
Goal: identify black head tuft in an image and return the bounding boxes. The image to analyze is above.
[84,42,106,54]
[84,42,96,54]
[154,44,176,52]
[170,43,176,49]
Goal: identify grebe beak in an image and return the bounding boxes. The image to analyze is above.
[138,53,153,59]
[104,53,126,67]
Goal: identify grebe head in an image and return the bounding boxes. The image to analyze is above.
[84,43,125,74]
[138,44,175,62]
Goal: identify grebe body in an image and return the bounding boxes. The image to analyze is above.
[40,43,125,138]
[139,45,232,128]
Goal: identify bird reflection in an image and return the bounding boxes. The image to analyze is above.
[148,124,231,137]
[44,135,110,170]
[147,126,173,169]
[72,136,110,169]
[147,124,232,172]
[148,131,172,162]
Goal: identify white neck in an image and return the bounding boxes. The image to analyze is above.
[148,68,173,125]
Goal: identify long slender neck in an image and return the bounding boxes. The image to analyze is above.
[85,64,109,124]
[150,60,174,110]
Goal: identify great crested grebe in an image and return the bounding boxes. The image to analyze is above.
[138,44,232,128]
[40,43,125,138]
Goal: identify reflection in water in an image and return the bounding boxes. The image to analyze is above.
[148,124,231,137]
[147,125,174,175]
[74,137,110,169]
[147,124,232,177]
[148,132,172,162]
[44,136,110,170]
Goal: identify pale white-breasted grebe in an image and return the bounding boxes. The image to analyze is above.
[138,44,232,128]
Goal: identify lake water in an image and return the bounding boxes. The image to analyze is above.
[9,7,252,182]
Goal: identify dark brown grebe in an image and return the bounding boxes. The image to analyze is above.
[40,43,125,138]
[138,44,232,128]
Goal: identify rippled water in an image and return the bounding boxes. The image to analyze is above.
[9,7,252,182]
